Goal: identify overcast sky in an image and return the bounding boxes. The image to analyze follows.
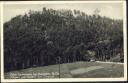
[3,3,123,23]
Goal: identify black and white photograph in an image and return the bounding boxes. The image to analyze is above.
[0,1,127,82]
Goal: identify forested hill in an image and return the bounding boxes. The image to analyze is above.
[4,8,123,72]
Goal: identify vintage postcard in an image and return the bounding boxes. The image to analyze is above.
[0,1,127,82]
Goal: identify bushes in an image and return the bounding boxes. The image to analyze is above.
[4,8,123,72]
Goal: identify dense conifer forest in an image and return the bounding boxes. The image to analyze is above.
[4,8,123,72]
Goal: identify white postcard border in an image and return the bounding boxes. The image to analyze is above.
[0,1,127,82]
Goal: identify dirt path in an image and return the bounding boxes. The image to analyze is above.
[96,61,124,64]
[70,66,104,75]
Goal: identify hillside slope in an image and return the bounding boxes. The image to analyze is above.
[5,61,124,79]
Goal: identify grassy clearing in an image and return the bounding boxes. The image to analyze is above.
[4,61,124,79]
